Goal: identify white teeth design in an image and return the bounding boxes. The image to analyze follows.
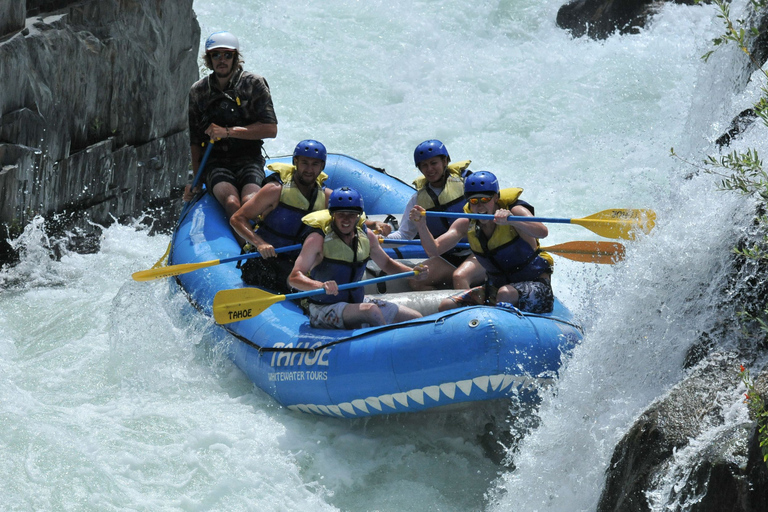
[286,374,551,417]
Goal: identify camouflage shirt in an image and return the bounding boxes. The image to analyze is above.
[188,68,278,159]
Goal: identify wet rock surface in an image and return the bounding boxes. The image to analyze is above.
[0,0,199,263]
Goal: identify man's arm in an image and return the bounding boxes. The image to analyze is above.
[368,230,429,279]
[229,183,282,255]
[496,204,548,248]
[411,205,468,257]
[204,122,277,142]
[288,234,338,295]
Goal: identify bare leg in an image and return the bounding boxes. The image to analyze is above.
[212,181,242,218]
[495,284,520,305]
[408,256,456,291]
[392,305,422,322]
[213,182,248,246]
[342,302,386,328]
[240,183,261,205]
[438,297,461,312]
[452,255,485,289]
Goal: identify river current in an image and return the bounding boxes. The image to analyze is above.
[1,1,766,510]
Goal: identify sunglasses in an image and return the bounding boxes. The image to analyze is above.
[209,51,234,61]
[468,196,493,205]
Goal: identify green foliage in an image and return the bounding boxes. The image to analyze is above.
[704,149,768,200]
[698,0,768,469]
[699,0,768,72]
[740,365,768,463]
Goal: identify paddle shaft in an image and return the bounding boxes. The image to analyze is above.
[282,270,416,301]
[380,238,624,263]
[426,211,592,224]
[220,244,301,265]
[191,141,214,189]
[132,243,303,281]
[423,208,655,240]
[174,141,215,232]
[382,238,470,250]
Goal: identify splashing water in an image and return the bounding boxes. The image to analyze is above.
[2,0,767,510]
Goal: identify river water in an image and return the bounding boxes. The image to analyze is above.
[2,0,765,510]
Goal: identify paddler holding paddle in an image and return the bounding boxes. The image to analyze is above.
[230,140,331,294]
[411,171,554,313]
[288,187,428,329]
[184,31,278,221]
[385,140,486,291]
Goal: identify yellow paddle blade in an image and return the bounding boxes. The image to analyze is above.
[573,209,656,240]
[132,259,220,281]
[542,241,625,264]
[213,287,287,324]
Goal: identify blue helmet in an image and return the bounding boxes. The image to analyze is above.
[205,31,239,51]
[328,187,364,214]
[464,171,499,198]
[413,139,450,167]
[293,139,327,163]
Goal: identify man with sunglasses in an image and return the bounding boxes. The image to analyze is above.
[385,139,484,291]
[409,171,555,314]
[185,31,278,231]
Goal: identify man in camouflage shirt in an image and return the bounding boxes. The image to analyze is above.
[185,31,278,229]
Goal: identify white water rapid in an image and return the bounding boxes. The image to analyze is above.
[2,0,766,510]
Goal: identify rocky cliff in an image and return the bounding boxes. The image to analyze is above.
[0,0,199,263]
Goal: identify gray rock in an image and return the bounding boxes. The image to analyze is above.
[0,0,200,262]
[0,1,24,37]
[597,353,768,511]
[556,0,700,40]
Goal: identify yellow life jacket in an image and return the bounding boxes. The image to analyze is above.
[301,209,368,231]
[266,163,328,211]
[413,160,471,238]
[255,163,328,248]
[466,188,554,272]
[301,210,371,305]
[412,160,471,210]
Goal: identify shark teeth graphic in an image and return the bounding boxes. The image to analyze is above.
[286,374,550,417]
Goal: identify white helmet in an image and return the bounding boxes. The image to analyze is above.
[205,31,239,52]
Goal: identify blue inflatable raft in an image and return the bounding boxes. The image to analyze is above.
[169,154,583,417]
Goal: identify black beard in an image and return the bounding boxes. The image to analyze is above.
[295,174,315,187]
[215,69,233,79]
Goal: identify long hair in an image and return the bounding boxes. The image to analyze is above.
[202,50,244,72]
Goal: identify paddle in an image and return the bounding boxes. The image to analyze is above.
[146,141,216,271]
[132,243,303,281]
[423,208,656,240]
[179,141,215,217]
[213,270,417,324]
[379,238,625,264]
[190,141,214,192]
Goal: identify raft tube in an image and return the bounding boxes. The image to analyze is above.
[169,154,583,417]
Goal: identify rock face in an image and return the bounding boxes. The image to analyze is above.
[0,0,200,263]
[597,353,768,512]
[556,0,699,39]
